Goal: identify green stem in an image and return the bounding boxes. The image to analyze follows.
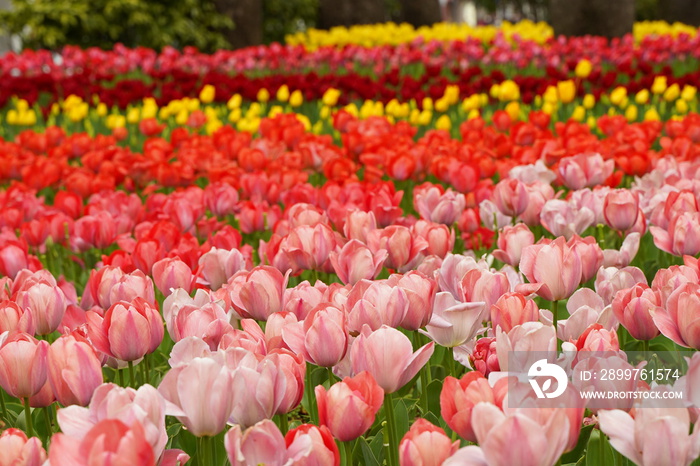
[383,393,399,466]
[140,359,148,385]
[642,339,650,354]
[118,367,125,387]
[445,348,455,377]
[327,366,335,386]
[343,440,353,466]
[128,361,136,388]
[43,406,52,434]
[24,398,33,437]
[305,367,318,424]
[420,363,430,416]
[552,300,561,351]
[0,389,7,423]
[278,413,289,436]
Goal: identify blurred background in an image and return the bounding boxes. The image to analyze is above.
[0,0,696,52]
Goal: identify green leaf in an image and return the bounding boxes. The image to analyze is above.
[394,398,410,441]
[358,436,381,466]
[560,424,594,465]
[427,379,443,417]
[586,430,616,466]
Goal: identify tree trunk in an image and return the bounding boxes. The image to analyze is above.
[549,0,634,38]
[318,0,387,29]
[399,0,442,27]
[660,0,700,27]
[213,0,263,49]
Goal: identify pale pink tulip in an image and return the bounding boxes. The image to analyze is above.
[424,292,485,347]
[285,424,340,466]
[152,257,193,297]
[652,283,700,349]
[225,420,288,466]
[283,304,348,367]
[343,210,377,243]
[0,428,46,466]
[436,253,484,299]
[411,220,455,258]
[15,281,67,335]
[48,331,103,406]
[196,247,248,291]
[612,284,661,340]
[603,232,641,267]
[652,264,699,306]
[346,280,408,333]
[603,189,640,232]
[540,199,595,239]
[389,271,436,330]
[283,281,326,320]
[329,239,387,285]
[0,300,35,335]
[316,371,383,441]
[399,418,460,466]
[492,178,529,217]
[0,333,48,399]
[496,322,557,372]
[490,292,540,333]
[518,237,582,301]
[595,266,647,305]
[367,225,428,272]
[492,223,535,267]
[460,268,510,312]
[228,266,289,321]
[651,211,700,256]
[281,223,338,273]
[558,152,614,190]
[413,185,466,225]
[351,325,434,393]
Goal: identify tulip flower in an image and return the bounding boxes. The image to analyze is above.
[399,419,460,466]
[196,247,248,291]
[225,420,288,466]
[492,223,535,267]
[367,225,428,272]
[424,292,485,347]
[413,185,466,225]
[492,178,529,217]
[283,304,348,367]
[0,300,35,338]
[350,325,434,393]
[651,211,700,257]
[490,291,541,333]
[329,239,387,285]
[411,220,455,258]
[611,283,661,340]
[440,372,496,442]
[651,282,700,349]
[15,281,67,335]
[228,266,289,321]
[496,322,557,372]
[467,337,500,376]
[518,237,582,301]
[88,298,163,362]
[48,419,156,466]
[0,428,47,466]
[603,189,640,232]
[285,424,340,466]
[558,152,614,190]
[346,280,409,333]
[158,356,235,436]
[0,332,48,399]
[152,257,194,297]
[315,371,384,441]
[48,331,104,407]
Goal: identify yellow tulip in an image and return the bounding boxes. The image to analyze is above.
[422,97,434,111]
[557,80,576,104]
[199,85,216,104]
[96,103,107,117]
[175,109,188,125]
[681,85,697,101]
[505,101,520,120]
[7,109,18,125]
[651,76,667,95]
[434,97,449,113]
[676,98,689,114]
[467,109,480,120]
[644,107,660,121]
[625,104,638,121]
[126,107,140,124]
[257,88,270,103]
[227,94,242,110]
[228,108,241,123]
[610,87,627,106]
[322,88,341,107]
[575,59,592,78]
[663,83,680,102]
[436,114,451,131]
[635,89,649,105]
[571,105,586,122]
[583,94,595,109]
[320,106,331,119]
[417,109,432,125]
[268,105,283,118]
[289,90,304,107]
[276,85,290,102]
[543,86,558,104]
[498,80,520,102]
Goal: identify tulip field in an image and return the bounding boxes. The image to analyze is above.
[5,18,700,465]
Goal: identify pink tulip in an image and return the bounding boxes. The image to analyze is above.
[518,181,555,227]
[285,424,340,466]
[652,282,700,349]
[48,331,103,406]
[316,371,383,441]
[204,182,239,217]
[685,352,700,409]
[57,383,167,457]
[346,280,408,333]
[567,235,604,284]
[460,268,510,311]
[575,323,620,352]
[196,247,248,291]
[570,187,607,225]
[540,199,595,239]
[603,232,641,267]
[0,428,46,466]
[367,225,428,272]
[350,325,434,393]
[399,418,460,466]
[0,243,32,280]
[168,301,232,350]
[0,333,48,399]
[496,322,556,372]
[281,223,337,273]
[611,284,661,340]
[89,298,163,362]
[411,220,455,258]
[599,402,700,465]
[490,292,541,333]
[283,280,327,320]
[29,378,55,408]
[652,264,699,306]
[603,189,640,232]
[468,337,500,376]
[559,288,615,342]
[225,420,288,466]
[440,372,496,442]
[479,199,512,230]
[492,223,535,267]
[650,189,699,230]
[48,419,156,466]
[270,349,305,415]
[469,402,570,466]
[159,356,235,436]
[595,266,647,305]
[558,152,614,190]
[152,257,193,297]
[283,304,348,367]
[343,210,377,243]
[436,253,484,299]
[0,300,35,335]
[106,269,156,309]
[228,266,289,321]
[424,292,485,347]
[518,237,582,301]
[651,211,700,256]
[492,178,529,217]
[329,239,387,285]
[15,281,67,335]
[389,271,436,331]
[413,185,466,225]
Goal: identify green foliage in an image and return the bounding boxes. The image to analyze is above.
[263,0,318,44]
[0,0,233,51]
